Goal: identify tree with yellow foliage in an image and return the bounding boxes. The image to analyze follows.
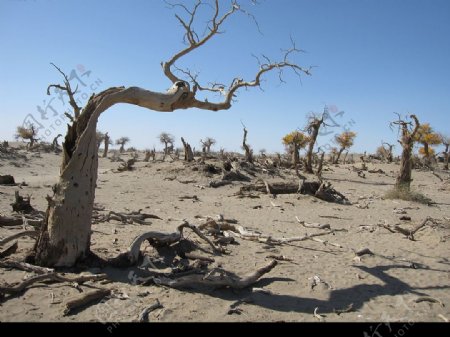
[282,131,309,166]
[333,131,356,164]
[413,123,441,164]
[15,124,39,149]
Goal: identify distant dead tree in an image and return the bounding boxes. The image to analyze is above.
[241,125,254,163]
[413,123,441,165]
[377,142,394,163]
[316,149,325,181]
[181,137,194,162]
[329,147,338,164]
[51,134,63,152]
[159,132,174,160]
[282,130,309,167]
[259,148,267,157]
[15,124,39,149]
[34,0,311,267]
[144,147,156,162]
[305,113,325,173]
[102,132,111,158]
[116,136,130,153]
[200,137,216,153]
[439,133,449,170]
[96,131,105,150]
[333,131,356,164]
[392,114,420,191]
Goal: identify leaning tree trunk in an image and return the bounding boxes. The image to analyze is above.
[34,85,189,267]
[119,143,125,153]
[181,137,194,162]
[305,119,323,173]
[334,148,345,164]
[444,144,449,170]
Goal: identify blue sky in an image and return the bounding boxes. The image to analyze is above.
[1,0,449,155]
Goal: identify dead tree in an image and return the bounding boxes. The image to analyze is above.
[96,131,105,150]
[15,124,39,149]
[201,137,216,154]
[159,132,174,160]
[333,131,356,164]
[241,125,254,164]
[102,132,111,158]
[51,134,62,151]
[305,113,325,173]
[382,142,394,163]
[116,137,130,153]
[33,1,311,267]
[392,114,420,191]
[316,150,325,181]
[440,134,449,170]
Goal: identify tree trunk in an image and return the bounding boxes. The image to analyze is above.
[34,84,189,267]
[181,137,194,162]
[102,134,109,158]
[305,119,322,173]
[395,115,420,191]
[395,143,413,190]
[242,127,253,164]
[334,148,344,164]
[119,144,125,153]
[444,145,449,170]
[292,144,299,167]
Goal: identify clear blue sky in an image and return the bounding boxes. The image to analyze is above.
[1,0,449,155]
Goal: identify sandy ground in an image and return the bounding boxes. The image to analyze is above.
[0,143,449,323]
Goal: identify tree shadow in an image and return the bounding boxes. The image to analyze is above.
[165,263,450,315]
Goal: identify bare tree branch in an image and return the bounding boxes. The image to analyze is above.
[47,63,81,118]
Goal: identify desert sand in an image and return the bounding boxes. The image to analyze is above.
[0,143,449,323]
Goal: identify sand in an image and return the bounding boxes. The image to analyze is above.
[0,143,449,323]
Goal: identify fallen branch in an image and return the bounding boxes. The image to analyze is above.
[394,217,435,240]
[0,273,107,295]
[0,260,54,274]
[354,248,374,256]
[151,259,277,290]
[64,288,111,316]
[295,216,331,230]
[0,241,18,259]
[0,230,38,246]
[413,296,445,307]
[138,299,163,322]
[184,252,215,263]
[106,210,162,225]
[109,221,224,267]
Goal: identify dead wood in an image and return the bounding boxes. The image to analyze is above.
[151,260,277,289]
[138,299,163,322]
[117,158,136,172]
[333,303,354,315]
[295,216,331,230]
[63,288,111,316]
[0,260,54,274]
[0,175,16,185]
[106,210,162,225]
[184,252,215,263]
[0,230,38,246]
[0,214,43,227]
[240,180,350,204]
[354,248,374,256]
[11,191,34,214]
[413,296,444,307]
[0,273,107,295]
[393,217,435,240]
[109,221,224,267]
[0,241,18,259]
